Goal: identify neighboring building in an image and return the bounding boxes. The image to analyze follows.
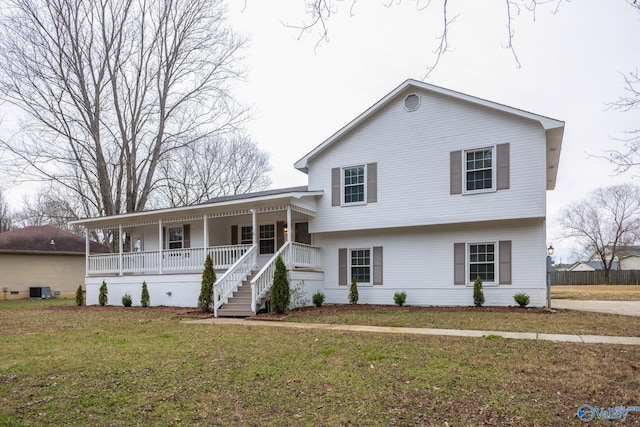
[619,254,640,270]
[0,225,109,299]
[72,79,565,312]
[568,260,620,272]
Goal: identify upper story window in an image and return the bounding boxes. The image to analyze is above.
[168,226,183,249]
[465,148,494,192]
[343,166,365,204]
[451,145,509,196]
[332,163,377,207]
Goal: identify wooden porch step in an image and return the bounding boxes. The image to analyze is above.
[216,270,258,317]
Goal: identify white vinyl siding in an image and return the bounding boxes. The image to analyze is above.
[308,88,546,234]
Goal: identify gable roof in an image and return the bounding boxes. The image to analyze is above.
[0,225,109,254]
[569,260,619,271]
[294,79,565,189]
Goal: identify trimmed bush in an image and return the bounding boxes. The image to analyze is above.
[473,276,485,307]
[122,293,133,307]
[271,255,290,314]
[393,291,407,307]
[198,254,216,312]
[312,291,325,307]
[98,281,108,306]
[349,276,359,304]
[141,281,150,307]
[514,292,530,308]
[75,285,84,306]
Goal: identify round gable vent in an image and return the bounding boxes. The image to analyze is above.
[403,93,421,112]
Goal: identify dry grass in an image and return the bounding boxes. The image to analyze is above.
[1,299,640,426]
[551,285,640,301]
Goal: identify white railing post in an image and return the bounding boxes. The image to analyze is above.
[158,220,163,275]
[85,228,90,275]
[118,224,123,276]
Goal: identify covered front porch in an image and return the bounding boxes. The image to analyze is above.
[73,187,325,313]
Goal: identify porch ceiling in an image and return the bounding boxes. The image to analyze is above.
[71,190,323,230]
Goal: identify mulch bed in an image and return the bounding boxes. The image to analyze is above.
[48,303,553,320]
[247,304,553,321]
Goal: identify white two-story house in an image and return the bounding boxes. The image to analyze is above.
[72,79,564,314]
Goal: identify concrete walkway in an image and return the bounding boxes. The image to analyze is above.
[186,317,640,345]
[551,299,640,317]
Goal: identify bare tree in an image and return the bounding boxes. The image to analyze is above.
[0,188,13,232]
[606,69,640,174]
[154,133,272,208]
[14,187,82,234]
[558,184,640,284]
[286,0,573,77]
[0,0,247,219]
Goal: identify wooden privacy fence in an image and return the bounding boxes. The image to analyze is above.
[551,270,640,286]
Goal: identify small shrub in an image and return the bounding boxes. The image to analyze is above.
[312,291,325,307]
[473,275,484,307]
[271,255,290,314]
[349,276,359,304]
[514,292,530,308]
[75,285,84,306]
[98,281,108,306]
[122,293,133,307]
[198,254,216,312]
[393,291,407,307]
[141,281,150,307]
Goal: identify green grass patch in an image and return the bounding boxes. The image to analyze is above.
[1,300,639,425]
[551,285,640,301]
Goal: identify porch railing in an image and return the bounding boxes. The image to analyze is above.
[213,245,258,317]
[250,242,321,314]
[87,244,252,276]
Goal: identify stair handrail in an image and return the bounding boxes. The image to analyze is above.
[250,241,292,314]
[214,245,258,317]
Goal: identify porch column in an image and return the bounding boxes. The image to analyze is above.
[203,215,209,258]
[85,228,90,275]
[286,205,292,244]
[118,224,123,276]
[251,208,257,246]
[158,220,163,275]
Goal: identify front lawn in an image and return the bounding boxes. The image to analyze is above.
[0,299,639,426]
[551,285,640,301]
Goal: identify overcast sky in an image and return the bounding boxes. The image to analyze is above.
[225,1,640,264]
[1,1,638,263]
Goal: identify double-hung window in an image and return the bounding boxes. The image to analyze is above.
[240,226,253,245]
[343,166,365,204]
[259,224,275,255]
[350,248,371,284]
[465,148,494,192]
[168,226,183,249]
[469,243,495,282]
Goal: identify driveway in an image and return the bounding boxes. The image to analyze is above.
[551,299,640,317]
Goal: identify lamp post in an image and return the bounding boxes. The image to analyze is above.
[546,244,554,308]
